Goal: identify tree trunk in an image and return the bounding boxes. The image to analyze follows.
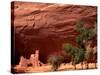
[73,64,76,70]
[95,63,97,68]
[81,62,83,70]
[72,57,76,70]
[86,62,89,69]
[52,65,58,71]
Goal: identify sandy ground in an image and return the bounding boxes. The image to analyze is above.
[14,63,97,73]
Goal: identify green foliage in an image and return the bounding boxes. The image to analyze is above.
[63,43,73,53]
[63,43,75,56]
[75,21,96,48]
[62,21,97,69]
[87,28,96,39]
[76,35,83,46]
[47,55,64,71]
[76,21,96,41]
[73,48,85,64]
[63,43,85,65]
[75,20,97,66]
[75,21,84,32]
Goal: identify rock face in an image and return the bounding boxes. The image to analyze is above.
[11,1,97,64]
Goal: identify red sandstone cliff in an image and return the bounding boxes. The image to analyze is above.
[11,1,97,64]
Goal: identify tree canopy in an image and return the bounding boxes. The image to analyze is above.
[75,21,96,46]
[47,54,64,71]
[63,43,85,65]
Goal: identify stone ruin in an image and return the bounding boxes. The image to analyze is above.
[17,50,44,68]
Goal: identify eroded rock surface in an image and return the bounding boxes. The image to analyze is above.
[11,1,97,64]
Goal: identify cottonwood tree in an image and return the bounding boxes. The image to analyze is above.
[63,43,85,69]
[75,21,97,69]
[63,21,96,70]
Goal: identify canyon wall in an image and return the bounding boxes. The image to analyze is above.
[11,1,97,64]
